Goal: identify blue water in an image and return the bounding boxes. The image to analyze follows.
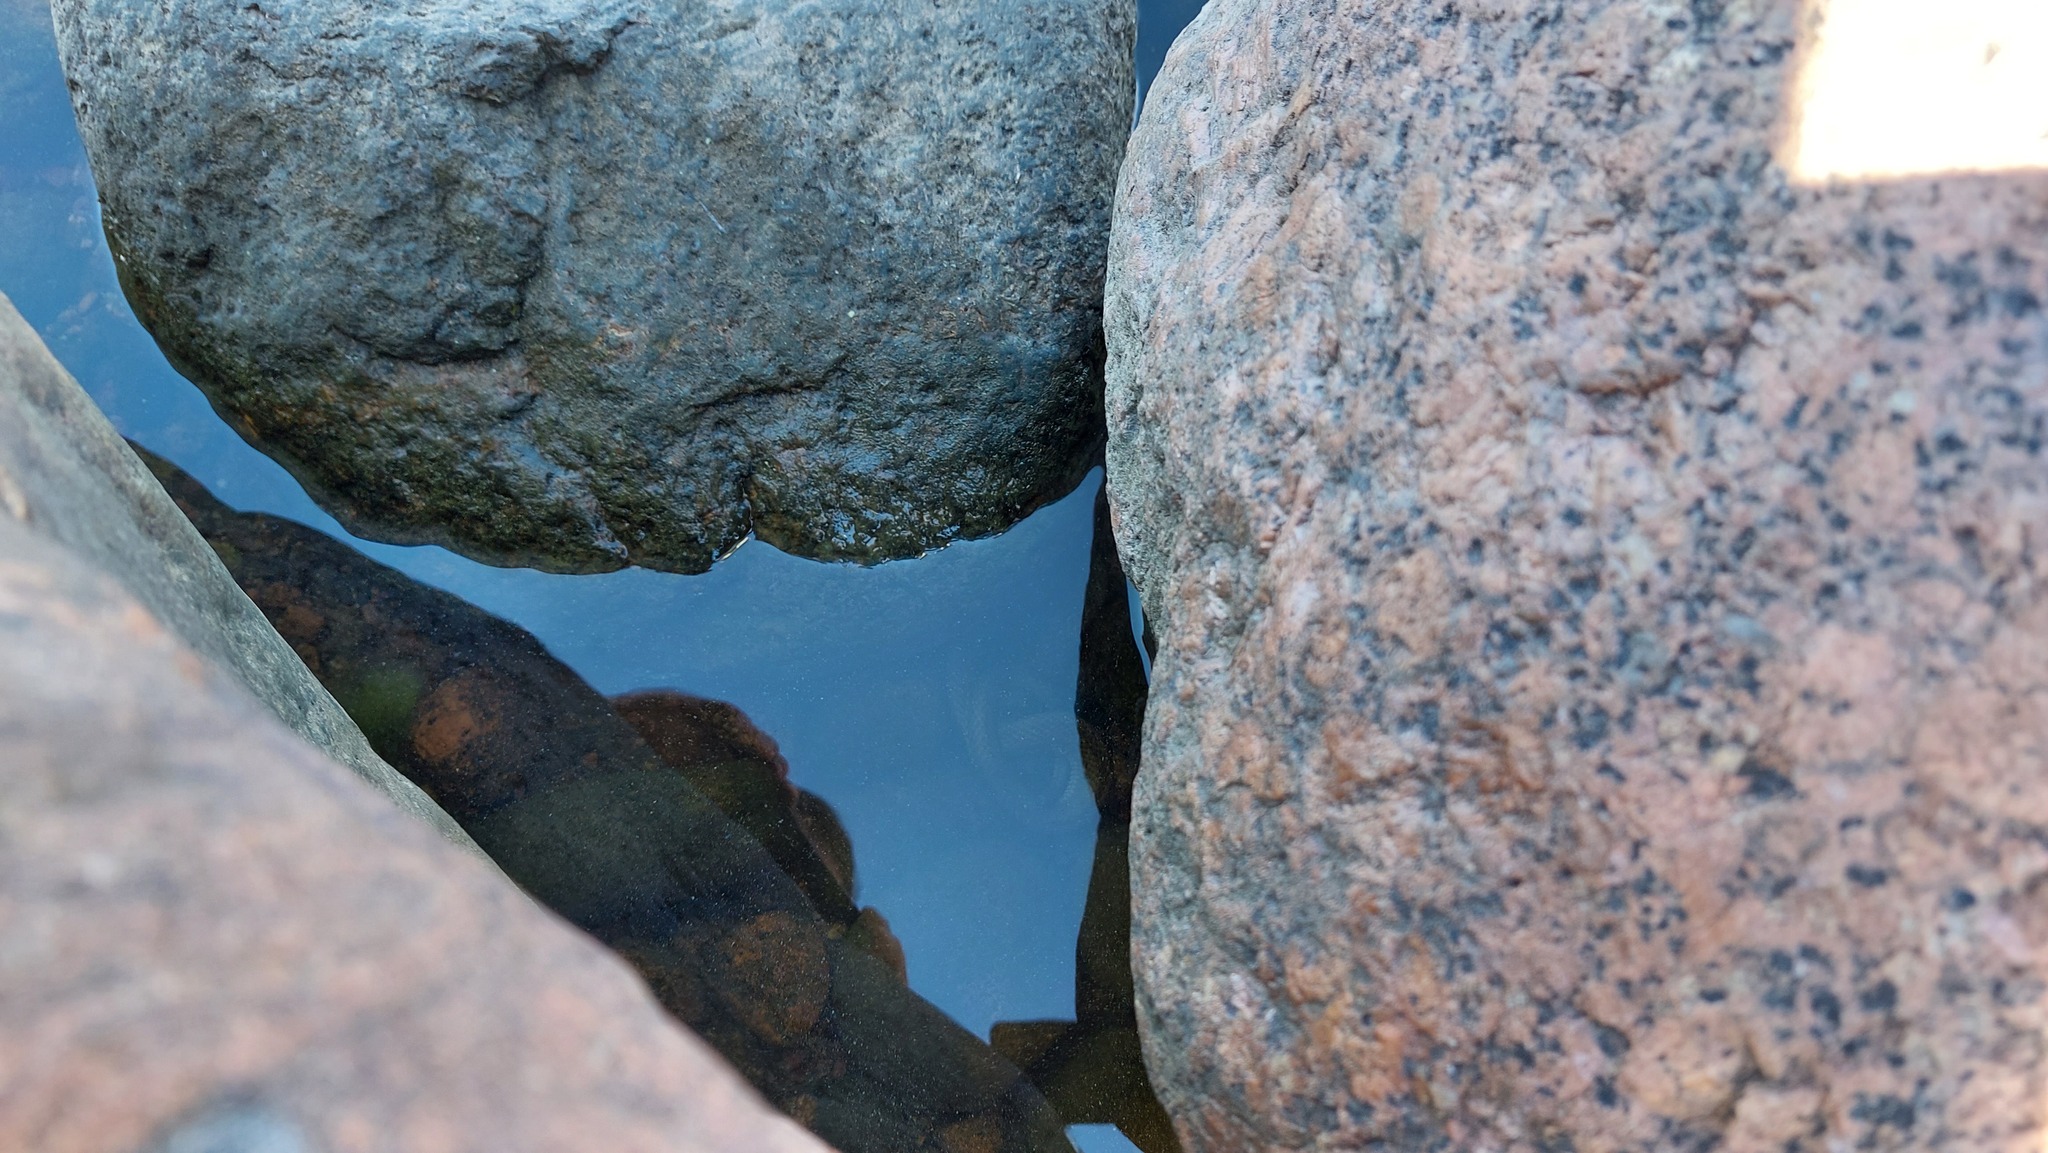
[0,2,1202,1149]
[1138,0,1207,100]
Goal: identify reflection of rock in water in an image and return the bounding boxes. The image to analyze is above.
[946,678,1097,822]
[992,484,1181,1153]
[143,449,1070,1153]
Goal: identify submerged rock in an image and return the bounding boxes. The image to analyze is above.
[613,688,910,980]
[0,516,826,1153]
[54,0,1134,574]
[614,693,846,910]
[615,691,796,781]
[0,289,473,853]
[1107,0,2048,1149]
[151,453,1070,1153]
[992,484,1179,1153]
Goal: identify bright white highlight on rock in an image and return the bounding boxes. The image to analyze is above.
[1789,0,2048,182]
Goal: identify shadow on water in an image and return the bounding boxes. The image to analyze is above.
[1136,0,1211,102]
[993,486,1181,1153]
[149,438,1184,1152]
[147,448,1071,1153]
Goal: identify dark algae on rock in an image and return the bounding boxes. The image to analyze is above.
[149,452,1074,1153]
[1107,0,2048,1149]
[53,0,1133,574]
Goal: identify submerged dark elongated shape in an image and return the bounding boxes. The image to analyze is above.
[147,450,1073,1153]
[991,483,1179,1153]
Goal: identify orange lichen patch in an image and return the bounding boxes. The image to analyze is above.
[409,668,500,768]
[249,581,326,642]
[936,1116,1002,1153]
[713,911,830,1045]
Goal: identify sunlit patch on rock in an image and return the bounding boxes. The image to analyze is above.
[1789,0,2048,182]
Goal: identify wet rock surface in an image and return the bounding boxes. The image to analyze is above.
[1106,0,2048,1149]
[992,484,1180,1153]
[0,516,828,1153]
[152,453,1070,1153]
[53,0,1133,574]
[0,289,473,852]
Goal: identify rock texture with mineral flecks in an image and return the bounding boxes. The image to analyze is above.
[1105,0,2048,1149]
[52,0,1133,574]
[0,290,474,853]
[149,452,1071,1153]
[0,517,827,1153]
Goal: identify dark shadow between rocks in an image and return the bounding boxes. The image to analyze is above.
[141,446,1071,1153]
[991,482,1181,1153]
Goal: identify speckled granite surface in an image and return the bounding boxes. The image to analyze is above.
[0,518,827,1153]
[1105,0,2048,1148]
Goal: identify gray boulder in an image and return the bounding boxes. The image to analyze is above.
[0,290,476,853]
[53,0,1135,573]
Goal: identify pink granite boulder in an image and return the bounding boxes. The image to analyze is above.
[1105,0,2048,1149]
[0,516,827,1153]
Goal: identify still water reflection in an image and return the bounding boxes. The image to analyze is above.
[0,0,1205,1149]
